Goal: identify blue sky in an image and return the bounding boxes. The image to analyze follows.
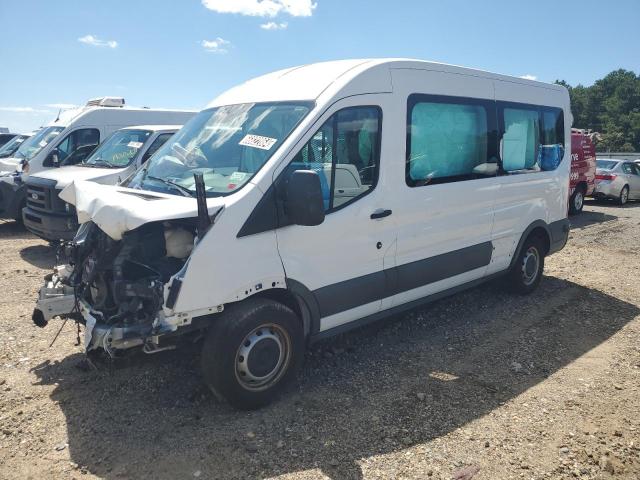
[1,0,638,133]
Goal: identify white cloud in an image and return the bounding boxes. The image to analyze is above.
[0,107,50,114]
[520,74,537,81]
[260,21,288,30]
[201,38,231,54]
[202,0,316,17]
[44,103,77,110]
[78,34,118,49]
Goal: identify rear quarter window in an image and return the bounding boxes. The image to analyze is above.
[596,160,618,170]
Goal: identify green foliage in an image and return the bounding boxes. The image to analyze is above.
[555,70,640,152]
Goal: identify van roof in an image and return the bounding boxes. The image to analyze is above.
[44,106,196,129]
[208,58,566,107]
[120,125,182,132]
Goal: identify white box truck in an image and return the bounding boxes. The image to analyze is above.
[0,97,194,221]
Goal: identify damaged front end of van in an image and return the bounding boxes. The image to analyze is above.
[32,180,223,355]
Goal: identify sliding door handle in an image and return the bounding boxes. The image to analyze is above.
[370,209,392,219]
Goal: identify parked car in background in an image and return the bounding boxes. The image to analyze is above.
[0,132,18,148]
[22,125,180,241]
[568,129,597,214]
[593,159,640,205]
[0,134,31,159]
[34,59,571,409]
[0,97,195,221]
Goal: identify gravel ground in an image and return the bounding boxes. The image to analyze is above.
[1,199,639,480]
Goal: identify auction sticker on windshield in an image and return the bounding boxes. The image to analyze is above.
[127,141,144,149]
[239,134,277,150]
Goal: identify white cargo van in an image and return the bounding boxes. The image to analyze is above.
[0,98,194,220]
[22,125,181,241]
[33,60,571,409]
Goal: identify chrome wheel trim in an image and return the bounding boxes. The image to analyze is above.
[621,187,629,204]
[521,246,540,286]
[574,190,584,211]
[235,323,291,392]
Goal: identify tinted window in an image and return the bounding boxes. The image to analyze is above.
[53,128,100,165]
[501,107,541,171]
[406,95,497,186]
[287,106,381,211]
[622,163,635,174]
[542,109,564,145]
[499,104,565,173]
[141,132,174,164]
[597,160,619,170]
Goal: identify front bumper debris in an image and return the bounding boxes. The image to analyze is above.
[33,271,151,352]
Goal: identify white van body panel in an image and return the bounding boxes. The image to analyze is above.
[48,59,570,343]
[488,81,571,274]
[168,184,287,314]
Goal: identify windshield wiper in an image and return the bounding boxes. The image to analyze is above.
[82,159,113,168]
[146,175,196,197]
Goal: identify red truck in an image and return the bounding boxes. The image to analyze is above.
[569,129,597,215]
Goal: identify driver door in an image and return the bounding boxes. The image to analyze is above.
[275,95,396,333]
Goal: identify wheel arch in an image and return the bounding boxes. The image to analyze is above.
[251,280,320,341]
[509,220,552,270]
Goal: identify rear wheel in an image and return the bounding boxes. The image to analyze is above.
[201,298,304,410]
[569,186,585,215]
[618,185,629,206]
[507,235,545,294]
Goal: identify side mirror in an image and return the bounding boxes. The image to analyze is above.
[50,148,60,167]
[285,170,325,226]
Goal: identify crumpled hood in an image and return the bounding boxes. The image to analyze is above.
[29,165,127,189]
[59,180,224,241]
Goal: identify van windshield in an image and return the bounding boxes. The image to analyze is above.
[596,160,619,170]
[13,126,64,161]
[127,102,312,197]
[83,129,152,168]
[0,134,29,158]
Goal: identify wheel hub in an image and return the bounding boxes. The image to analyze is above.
[521,247,540,286]
[236,324,290,391]
[574,191,583,210]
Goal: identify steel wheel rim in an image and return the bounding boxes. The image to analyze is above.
[574,191,584,211]
[235,323,291,391]
[521,246,540,286]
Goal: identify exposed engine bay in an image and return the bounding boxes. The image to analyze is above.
[33,219,197,353]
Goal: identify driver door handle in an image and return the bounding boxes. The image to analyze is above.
[370,209,392,219]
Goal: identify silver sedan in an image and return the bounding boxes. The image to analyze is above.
[592,159,640,205]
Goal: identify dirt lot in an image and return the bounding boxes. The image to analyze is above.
[0,200,639,480]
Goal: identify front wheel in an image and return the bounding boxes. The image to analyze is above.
[201,298,304,410]
[569,187,585,215]
[507,235,545,294]
[617,185,629,206]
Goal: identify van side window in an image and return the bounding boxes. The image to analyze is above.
[141,133,173,164]
[406,95,497,187]
[501,107,540,172]
[499,104,564,173]
[287,106,381,211]
[50,128,100,166]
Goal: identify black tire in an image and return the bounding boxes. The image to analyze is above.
[507,235,545,295]
[617,185,629,206]
[568,186,585,215]
[201,298,304,410]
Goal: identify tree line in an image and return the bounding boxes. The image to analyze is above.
[555,69,640,152]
